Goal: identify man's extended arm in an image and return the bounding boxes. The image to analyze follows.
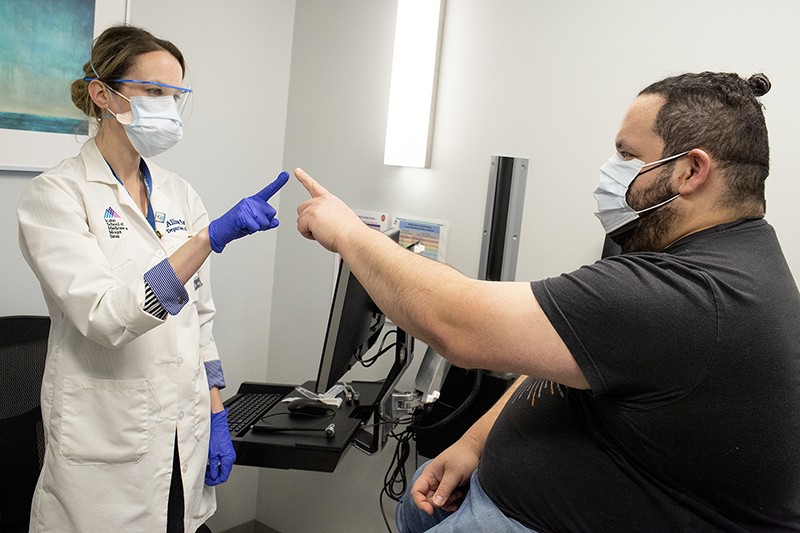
[295,168,588,389]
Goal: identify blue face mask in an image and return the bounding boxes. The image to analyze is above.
[593,151,688,236]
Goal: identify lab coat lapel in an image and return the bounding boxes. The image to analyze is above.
[82,140,162,244]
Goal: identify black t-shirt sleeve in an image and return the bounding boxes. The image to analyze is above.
[532,254,718,405]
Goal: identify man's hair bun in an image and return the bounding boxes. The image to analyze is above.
[748,73,771,97]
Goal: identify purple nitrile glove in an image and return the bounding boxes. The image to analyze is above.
[205,408,236,486]
[208,171,290,253]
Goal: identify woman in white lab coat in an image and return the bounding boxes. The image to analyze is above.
[16,25,288,533]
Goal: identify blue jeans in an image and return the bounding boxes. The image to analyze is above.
[397,462,537,533]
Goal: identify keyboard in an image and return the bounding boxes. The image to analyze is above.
[227,392,285,437]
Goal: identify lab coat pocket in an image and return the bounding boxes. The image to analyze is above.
[59,376,160,465]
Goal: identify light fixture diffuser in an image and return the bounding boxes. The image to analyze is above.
[383,0,445,168]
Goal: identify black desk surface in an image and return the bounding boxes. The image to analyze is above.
[226,380,383,472]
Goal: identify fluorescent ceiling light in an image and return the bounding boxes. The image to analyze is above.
[384,0,445,168]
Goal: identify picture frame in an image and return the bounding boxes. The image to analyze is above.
[0,0,129,172]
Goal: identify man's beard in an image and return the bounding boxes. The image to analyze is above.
[615,166,679,253]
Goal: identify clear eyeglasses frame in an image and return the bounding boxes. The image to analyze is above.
[84,77,193,111]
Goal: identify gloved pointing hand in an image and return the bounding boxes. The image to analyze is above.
[205,408,236,486]
[208,171,290,253]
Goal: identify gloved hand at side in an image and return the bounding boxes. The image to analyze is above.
[205,408,236,486]
[208,171,290,253]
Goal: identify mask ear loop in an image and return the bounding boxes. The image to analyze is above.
[103,88,133,125]
[632,154,688,215]
[634,193,679,216]
[90,61,133,125]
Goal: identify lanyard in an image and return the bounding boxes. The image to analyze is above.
[139,163,156,232]
[106,160,157,234]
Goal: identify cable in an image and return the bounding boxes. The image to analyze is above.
[384,429,414,501]
[380,430,413,532]
[357,329,399,367]
[380,487,393,532]
[409,369,484,434]
[257,411,335,423]
[359,412,419,431]
[378,369,486,528]
[378,417,424,532]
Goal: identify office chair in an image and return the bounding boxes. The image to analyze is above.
[0,315,50,533]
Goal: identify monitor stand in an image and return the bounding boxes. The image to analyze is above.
[351,327,414,454]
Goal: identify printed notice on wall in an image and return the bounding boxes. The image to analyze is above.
[392,214,449,262]
[355,209,390,231]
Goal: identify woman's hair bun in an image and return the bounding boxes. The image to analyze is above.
[747,73,771,97]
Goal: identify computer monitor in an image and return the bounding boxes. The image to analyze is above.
[314,228,401,394]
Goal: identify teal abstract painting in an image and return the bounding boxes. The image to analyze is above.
[0,0,95,135]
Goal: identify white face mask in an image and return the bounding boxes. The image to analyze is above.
[593,151,688,236]
[106,89,183,158]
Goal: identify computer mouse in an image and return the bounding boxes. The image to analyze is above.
[287,398,335,416]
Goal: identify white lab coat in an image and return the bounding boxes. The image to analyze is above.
[17,139,218,533]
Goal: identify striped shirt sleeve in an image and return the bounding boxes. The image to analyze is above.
[143,280,169,319]
[142,258,190,316]
[204,360,226,389]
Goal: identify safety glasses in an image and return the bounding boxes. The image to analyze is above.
[84,77,193,115]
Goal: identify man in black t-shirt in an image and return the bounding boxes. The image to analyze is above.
[294,71,800,531]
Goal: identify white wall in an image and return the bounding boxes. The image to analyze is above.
[0,171,45,316]
[264,1,800,532]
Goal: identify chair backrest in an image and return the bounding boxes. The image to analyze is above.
[0,315,50,532]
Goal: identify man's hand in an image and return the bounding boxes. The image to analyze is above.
[410,437,482,515]
[295,167,368,254]
[411,377,526,514]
